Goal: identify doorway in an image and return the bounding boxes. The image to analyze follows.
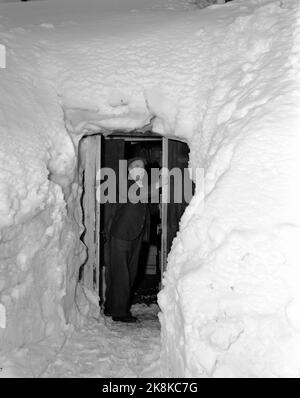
[79,131,194,307]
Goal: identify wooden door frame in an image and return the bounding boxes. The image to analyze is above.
[161,137,169,277]
[81,134,101,297]
[81,132,188,302]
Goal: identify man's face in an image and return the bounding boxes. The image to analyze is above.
[128,159,145,181]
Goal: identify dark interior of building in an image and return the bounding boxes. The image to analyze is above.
[100,133,194,305]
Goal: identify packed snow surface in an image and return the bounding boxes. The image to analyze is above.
[0,0,300,378]
[44,304,161,378]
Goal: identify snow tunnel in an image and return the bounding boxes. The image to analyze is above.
[1,0,300,379]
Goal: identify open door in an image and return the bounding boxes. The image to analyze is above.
[82,134,102,298]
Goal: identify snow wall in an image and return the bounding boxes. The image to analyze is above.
[0,0,300,377]
[159,0,300,377]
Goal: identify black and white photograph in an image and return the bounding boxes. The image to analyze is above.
[0,0,299,382]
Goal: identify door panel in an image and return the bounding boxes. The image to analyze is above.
[167,139,192,255]
[161,138,194,279]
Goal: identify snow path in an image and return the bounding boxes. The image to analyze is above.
[43,304,161,378]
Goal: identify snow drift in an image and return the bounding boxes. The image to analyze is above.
[0,0,300,377]
[159,0,300,378]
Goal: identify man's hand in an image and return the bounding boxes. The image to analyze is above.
[155,170,168,189]
[159,170,169,187]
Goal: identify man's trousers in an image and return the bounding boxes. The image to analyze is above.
[105,234,143,317]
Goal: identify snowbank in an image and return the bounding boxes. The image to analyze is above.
[159,0,300,378]
[0,0,300,377]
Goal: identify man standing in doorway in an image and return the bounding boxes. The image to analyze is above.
[104,157,162,323]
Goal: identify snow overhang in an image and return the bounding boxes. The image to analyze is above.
[63,107,154,136]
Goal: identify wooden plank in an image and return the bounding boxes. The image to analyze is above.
[161,137,169,279]
[83,136,97,291]
[95,135,101,297]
